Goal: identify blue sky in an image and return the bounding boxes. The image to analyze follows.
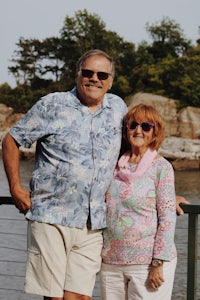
[1,0,199,87]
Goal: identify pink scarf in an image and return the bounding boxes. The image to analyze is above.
[115,148,157,183]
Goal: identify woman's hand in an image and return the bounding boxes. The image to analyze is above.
[176,195,190,215]
[148,265,164,291]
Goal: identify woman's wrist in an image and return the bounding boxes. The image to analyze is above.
[151,259,163,267]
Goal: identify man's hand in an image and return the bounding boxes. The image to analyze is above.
[11,185,31,214]
[176,195,190,216]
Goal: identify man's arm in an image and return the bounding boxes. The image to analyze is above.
[176,195,189,215]
[2,133,31,214]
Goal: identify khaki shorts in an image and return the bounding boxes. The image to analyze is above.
[24,221,103,297]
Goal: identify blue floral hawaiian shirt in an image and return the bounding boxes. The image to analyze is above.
[10,87,127,229]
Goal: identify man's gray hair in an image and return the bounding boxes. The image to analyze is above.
[76,49,115,77]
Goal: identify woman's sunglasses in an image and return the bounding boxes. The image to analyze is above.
[127,121,155,132]
[81,69,111,80]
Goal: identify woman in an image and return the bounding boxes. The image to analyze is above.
[101,104,177,300]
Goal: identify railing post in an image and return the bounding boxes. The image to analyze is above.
[180,204,200,300]
[187,213,198,300]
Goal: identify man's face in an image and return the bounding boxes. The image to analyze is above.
[76,55,114,109]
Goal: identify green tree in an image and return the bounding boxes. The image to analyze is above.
[2,11,200,111]
[7,9,136,99]
[145,16,191,60]
[8,38,42,85]
[59,9,136,96]
[129,17,200,107]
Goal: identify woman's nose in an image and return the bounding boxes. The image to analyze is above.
[135,124,142,132]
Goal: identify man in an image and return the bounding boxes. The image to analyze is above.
[2,49,127,300]
[2,49,187,300]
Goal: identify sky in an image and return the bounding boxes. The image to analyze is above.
[1,0,199,87]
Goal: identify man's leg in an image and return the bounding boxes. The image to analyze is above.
[44,297,63,300]
[44,292,91,300]
[64,228,102,298]
[64,291,91,300]
[25,222,66,298]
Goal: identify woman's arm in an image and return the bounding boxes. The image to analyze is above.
[148,159,176,290]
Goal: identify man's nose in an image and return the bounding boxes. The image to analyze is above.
[90,73,98,81]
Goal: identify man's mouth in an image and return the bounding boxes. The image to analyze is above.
[84,83,102,89]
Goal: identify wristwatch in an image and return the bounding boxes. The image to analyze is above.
[151,259,163,267]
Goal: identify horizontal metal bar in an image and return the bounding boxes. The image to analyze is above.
[180,204,200,214]
[0,196,14,205]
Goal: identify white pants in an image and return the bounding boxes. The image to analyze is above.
[100,258,177,300]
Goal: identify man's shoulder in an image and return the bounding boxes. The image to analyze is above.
[105,93,127,110]
[41,90,72,102]
[37,90,77,108]
[106,92,124,102]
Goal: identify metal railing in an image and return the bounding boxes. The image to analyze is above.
[180,204,200,300]
[0,197,199,300]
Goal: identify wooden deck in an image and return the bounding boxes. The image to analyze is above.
[0,203,200,300]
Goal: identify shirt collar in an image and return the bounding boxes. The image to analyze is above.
[70,87,112,110]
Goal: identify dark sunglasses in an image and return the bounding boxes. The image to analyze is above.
[127,121,155,132]
[81,69,111,80]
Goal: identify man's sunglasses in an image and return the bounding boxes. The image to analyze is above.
[81,69,111,80]
[127,121,155,132]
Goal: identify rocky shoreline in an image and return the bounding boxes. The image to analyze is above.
[0,93,200,171]
[159,136,200,170]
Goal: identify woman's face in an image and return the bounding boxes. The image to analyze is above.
[126,120,154,151]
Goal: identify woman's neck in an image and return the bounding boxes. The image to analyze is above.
[129,146,148,164]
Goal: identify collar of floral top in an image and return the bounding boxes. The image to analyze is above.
[116,148,157,183]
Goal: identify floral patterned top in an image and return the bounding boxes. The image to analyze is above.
[9,87,127,229]
[102,156,177,264]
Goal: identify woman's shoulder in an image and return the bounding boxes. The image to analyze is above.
[153,154,174,171]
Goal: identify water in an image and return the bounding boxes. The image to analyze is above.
[0,158,200,299]
[174,169,200,204]
[1,158,199,201]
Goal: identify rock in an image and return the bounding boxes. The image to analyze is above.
[178,106,200,139]
[0,103,24,131]
[159,137,200,170]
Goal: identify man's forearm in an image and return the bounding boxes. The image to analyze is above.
[2,133,22,193]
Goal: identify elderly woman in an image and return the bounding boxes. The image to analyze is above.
[101,104,177,300]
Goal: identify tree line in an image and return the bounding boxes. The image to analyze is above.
[0,9,200,112]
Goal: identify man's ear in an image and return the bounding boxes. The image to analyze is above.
[108,79,113,89]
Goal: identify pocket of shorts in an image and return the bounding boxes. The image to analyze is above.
[28,247,41,256]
